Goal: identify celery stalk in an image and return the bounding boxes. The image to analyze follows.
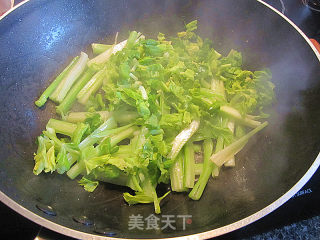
[56,69,95,116]
[65,111,110,123]
[67,125,137,180]
[224,120,236,167]
[170,153,188,192]
[50,52,88,103]
[220,105,262,128]
[167,120,200,160]
[35,56,79,107]
[78,117,117,150]
[189,139,215,200]
[113,111,139,124]
[211,122,268,167]
[183,141,195,188]
[92,43,112,55]
[77,69,105,105]
[46,119,77,137]
[87,40,127,70]
[109,126,139,146]
[67,161,86,179]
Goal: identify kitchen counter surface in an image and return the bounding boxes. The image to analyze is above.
[246,215,320,240]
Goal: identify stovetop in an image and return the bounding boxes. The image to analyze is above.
[1,0,320,239]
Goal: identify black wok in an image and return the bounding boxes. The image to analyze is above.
[0,0,320,239]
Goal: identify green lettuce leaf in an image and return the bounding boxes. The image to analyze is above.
[79,177,99,192]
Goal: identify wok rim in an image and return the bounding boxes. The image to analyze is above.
[0,0,320,239]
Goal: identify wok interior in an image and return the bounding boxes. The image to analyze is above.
[0,0,319,238]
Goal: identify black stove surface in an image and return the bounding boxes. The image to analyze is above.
[1,0,320,239]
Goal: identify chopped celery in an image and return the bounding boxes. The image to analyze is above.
[224,158,235,167]
[67,125,138,180]
[92,43,113,55]
[170,153,188,192]
[220,105,261,128]
[56,69,95,116]
[50,52,88,103]
[33,20,275,214]
[78,117,117,150]
[35,56,79,107]
[189,139,215,200]
[77,69,105,105]
[167,120,200,160]
[183,141,195,188]
[65,111,110,123]
[211,122,268,167]
[113,110,139,124]
[224,120,236,167]
[87,40,127,70]
[46,119,77,137]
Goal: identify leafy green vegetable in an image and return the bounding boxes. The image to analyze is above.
[33,136,56,175]
[124,190,170,213]
[124,169,170,214]
[56,146,72,174]
[79,177,99,192]
[33,20,275,213]
[84,112,104,134]
[72,123,89,145]
[78,116,117,150]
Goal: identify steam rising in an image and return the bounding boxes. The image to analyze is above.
[97,0,319,220]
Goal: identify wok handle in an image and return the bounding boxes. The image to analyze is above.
[310,39,320,53]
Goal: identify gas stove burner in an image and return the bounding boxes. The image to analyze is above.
[302,0,320,12]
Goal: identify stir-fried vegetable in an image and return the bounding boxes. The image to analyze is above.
[33,20,275,213]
